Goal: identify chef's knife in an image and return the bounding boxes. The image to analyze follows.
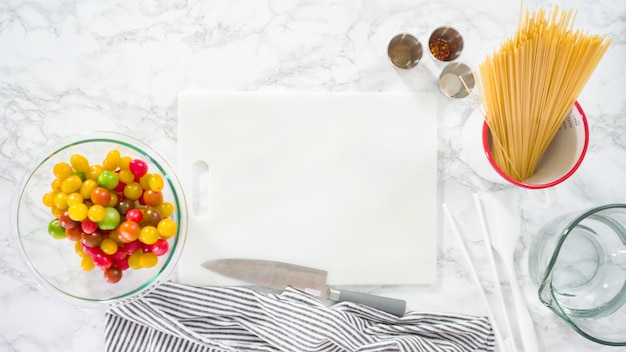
[201,258,406,317]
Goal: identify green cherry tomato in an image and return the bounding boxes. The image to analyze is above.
[98,207,121,230]
[48,219,66,239]
[97,170,119,190]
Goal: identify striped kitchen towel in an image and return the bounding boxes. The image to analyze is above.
[105,281,495,352]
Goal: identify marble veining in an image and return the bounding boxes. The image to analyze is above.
[1,0,625,351]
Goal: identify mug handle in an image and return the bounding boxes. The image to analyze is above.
[526,188,557,207]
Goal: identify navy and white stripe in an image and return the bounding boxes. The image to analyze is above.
[105,281,495,352]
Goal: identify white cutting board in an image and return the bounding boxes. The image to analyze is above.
[176,91,437,286]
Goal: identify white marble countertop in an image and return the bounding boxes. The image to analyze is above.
[1,0,624,351]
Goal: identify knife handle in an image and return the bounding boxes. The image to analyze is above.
[330,288,406,317]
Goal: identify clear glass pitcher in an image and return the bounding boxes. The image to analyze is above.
[529,204,626,346]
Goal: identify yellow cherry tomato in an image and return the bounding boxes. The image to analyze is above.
[70,154,90,173]
[81,256,95,271]
[80,179,98,199]
[119,156,132,171]
[87,204,106,222]
[102,150,121,171]
[66,192,84,206]
[157,202,175,218]
[128,251,143,270]
[53,192,68,210]
[85,164,104,181]
[60,175,82,194]
[68,203,88,222]
[148,174,164,192]
[139,226,159,245]
[42,192,55,208]
[139,252,158,268]
[139,174,151,190]
[123,182,143,200]
[118,169,134,184]
[157,218,177,239]
[53,162,73,180]
[51,178,62,192]
[100,238,119,255]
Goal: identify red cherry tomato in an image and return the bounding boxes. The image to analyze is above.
[150,239,169,256]
[58,211,79,229]
[125,208,143,223]
[81,219,98,234]
[123,240,142,255]
[129,159,148,178]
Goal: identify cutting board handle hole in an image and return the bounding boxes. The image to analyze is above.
[191,160,210,217]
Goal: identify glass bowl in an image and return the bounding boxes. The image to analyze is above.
[11,131,187,306]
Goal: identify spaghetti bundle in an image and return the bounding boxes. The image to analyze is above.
[476,6,612,181]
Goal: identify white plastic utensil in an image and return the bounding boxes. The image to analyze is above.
[442,204,507,352]
[478,191,540,352]
[473,193,519,352]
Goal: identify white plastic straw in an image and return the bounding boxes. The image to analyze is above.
[442,204,507,352]
[472,193,519,352]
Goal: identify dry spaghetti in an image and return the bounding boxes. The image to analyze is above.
[475,5,611,181]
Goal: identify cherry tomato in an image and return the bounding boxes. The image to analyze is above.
[115,199,134,215]
[91,187,111,206]
[42,192,55,208]
[125,208,143,223]
[139,252,158,268]
[65,227,84,241]
[81,219,98,234]
[88,204,106,222]
[114,257,130,271]
[61,175,82,194]
[48,219,66,239]
[58,211,79,229]
[98,207,121,230]
[81,232,104,248]
[97,170,119,190]
[128,250,143,269]
[68,203,88,222]
[142,208,163,227]
[113,180,127,193]
[148,174,164,192]
[53,192,68,210]
[129,159,148,178]
[157,218,177,239]
[157,202,175,218]
[142,190,163,207]
[123,240,142,255]
[81,242,99,256]
[139,174,151,190]
[123,182,143,200]
[51,178,62,192]
[53,162,73,180]
[117,220,140,243]
[66,192,83,206]
[85,164,104,181]
[70,154,90,173]
[150,239,169,256]
[119,156,132,171]
[81,256,95,271]
[100,238,119,255]
[139,226,159,245]
[92,251,112,270]
[103,150,121,170]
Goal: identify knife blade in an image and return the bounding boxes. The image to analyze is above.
[201,258,406,317]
